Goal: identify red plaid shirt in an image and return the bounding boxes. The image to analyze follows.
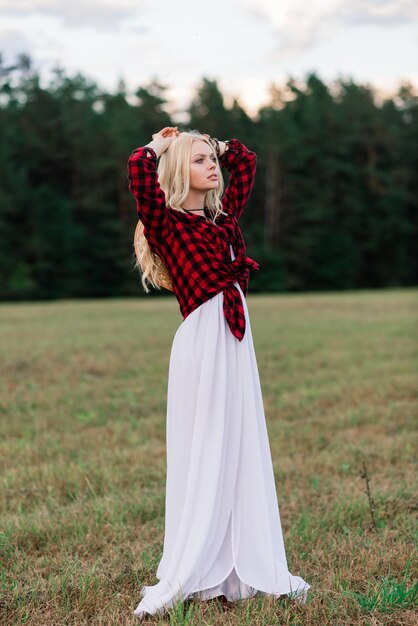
[127,138,260,341]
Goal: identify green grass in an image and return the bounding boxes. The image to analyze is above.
[1,288,417,625]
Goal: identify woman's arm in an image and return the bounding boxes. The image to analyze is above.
[127,127,178,243]
[218,138,257,220]
[127,146,168,243]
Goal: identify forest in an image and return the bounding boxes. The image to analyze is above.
[1,53,417,300]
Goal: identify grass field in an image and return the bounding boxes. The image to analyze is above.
[1,288,417,625]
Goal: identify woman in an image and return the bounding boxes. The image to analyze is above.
[127,127,311,619]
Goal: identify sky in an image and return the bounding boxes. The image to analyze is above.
[0,0,417,120]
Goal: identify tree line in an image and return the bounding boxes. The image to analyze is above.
[0,53,417,301]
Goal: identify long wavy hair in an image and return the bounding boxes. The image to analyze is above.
[133,130,227,293]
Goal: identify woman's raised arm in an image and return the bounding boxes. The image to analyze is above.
[127,127,178,244]
[217,138,257,220]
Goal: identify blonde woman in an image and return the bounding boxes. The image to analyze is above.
[127,127,311,619]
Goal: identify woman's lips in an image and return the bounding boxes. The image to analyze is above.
[208,175,218,179]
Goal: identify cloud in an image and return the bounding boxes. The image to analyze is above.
[340,0,418,25]
[0,0,143,30]
[243,0,418,59]
[0,27,32,59]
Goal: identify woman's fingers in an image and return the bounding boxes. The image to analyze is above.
[160,126,178,138]
[153,126,179,142]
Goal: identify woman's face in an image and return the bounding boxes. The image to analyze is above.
[189,140,219,192]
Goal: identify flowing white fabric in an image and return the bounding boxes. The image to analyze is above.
[133,244,311,619]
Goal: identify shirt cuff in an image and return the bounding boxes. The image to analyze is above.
[218,138,243,165]
[145,146,157,159]
[131,146,158,161]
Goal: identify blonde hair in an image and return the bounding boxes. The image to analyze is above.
[133,130,227,293]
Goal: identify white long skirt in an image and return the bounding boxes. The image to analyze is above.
[133,245,311,619]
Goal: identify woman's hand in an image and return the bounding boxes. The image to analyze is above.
[152,126,179,142]
[145,126,179,158]
[203,133,228,157]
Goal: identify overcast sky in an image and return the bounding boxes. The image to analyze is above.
[0,0,417,120]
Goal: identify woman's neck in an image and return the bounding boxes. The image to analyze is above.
[181,191,206,215]
[181,206,206,217]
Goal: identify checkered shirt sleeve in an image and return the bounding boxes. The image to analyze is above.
[218,138,257,220]
[127,146,169,243]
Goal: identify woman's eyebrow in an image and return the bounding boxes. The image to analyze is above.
[193,152,216,158]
